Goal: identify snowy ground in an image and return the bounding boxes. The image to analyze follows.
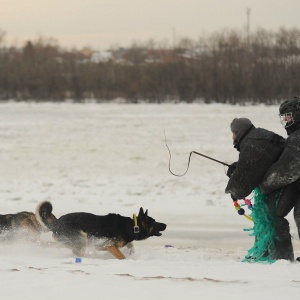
[0,102,299,300]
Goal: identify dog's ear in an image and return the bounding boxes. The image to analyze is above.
[138,207,145,217]
[138,208,149,220]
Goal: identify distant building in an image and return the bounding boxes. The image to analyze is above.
[90,50,113,63]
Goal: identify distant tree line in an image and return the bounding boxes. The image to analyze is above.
[0,27,300,104]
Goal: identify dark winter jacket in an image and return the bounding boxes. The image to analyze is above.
[225,128,285,199]
[260,127,300,194]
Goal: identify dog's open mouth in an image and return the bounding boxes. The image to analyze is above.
[153,223,167,236]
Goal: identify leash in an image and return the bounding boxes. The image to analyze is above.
[133,213,140,240]
[164,131,229,177]
[164,131,253,222]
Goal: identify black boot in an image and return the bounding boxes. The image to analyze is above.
[272,238,294,261]
[272,220,294,261]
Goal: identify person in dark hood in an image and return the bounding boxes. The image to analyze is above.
[225,118,284,200]
[225,117,295,261]
[260,97,300,261]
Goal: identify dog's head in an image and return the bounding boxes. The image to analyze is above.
[136,207,167,240]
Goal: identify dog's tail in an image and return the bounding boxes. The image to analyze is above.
[35,201,57,231]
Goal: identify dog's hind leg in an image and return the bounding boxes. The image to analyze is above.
[54,230,88,257]
[107,246,126,260]
[71,231,88,257]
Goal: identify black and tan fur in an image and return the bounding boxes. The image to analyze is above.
[35,201,167,259]
[0,211,46,242]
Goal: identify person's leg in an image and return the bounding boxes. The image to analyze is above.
[293,187,300,261]
[293,194,300,240]
[267,185,296,261]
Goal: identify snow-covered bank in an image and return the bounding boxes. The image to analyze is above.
[0,102,299,300]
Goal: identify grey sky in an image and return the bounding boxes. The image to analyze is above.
[1,0,300,49]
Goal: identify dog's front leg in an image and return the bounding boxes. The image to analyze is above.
[126,242,135,255]
[107,246,126,260]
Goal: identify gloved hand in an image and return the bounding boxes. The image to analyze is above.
[226,162,237,178]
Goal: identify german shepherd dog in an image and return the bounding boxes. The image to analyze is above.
[35,201,167,259]
[0,211,46,242]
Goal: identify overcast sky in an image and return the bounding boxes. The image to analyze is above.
[1,0,300,50]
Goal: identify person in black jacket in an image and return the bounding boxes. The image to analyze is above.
[225,117,294,261]
[225,118,285,200]
[260,97,300,261]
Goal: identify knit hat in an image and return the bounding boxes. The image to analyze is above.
[230,118,254,150]
[230,118,253,134]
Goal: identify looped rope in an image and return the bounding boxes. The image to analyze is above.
[164,131,229,177]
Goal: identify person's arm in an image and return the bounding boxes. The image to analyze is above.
[259,139,300,194]
[225,149,256,199]
[226,136,283,199]
[225,138,264,199]
[226,162,237,178]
